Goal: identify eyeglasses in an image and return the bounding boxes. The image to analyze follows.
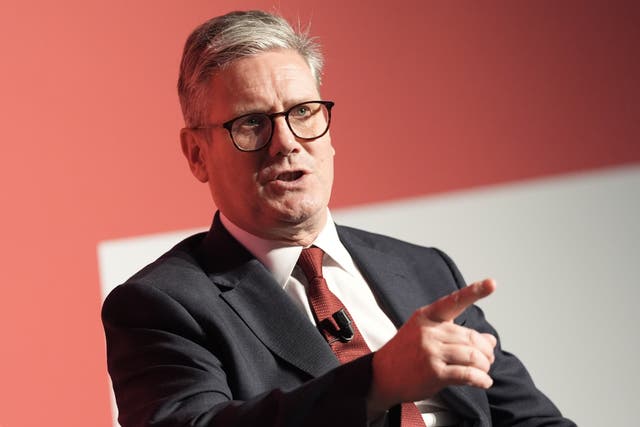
[193,100,334,152]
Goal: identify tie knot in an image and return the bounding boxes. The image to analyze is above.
[297,246,324,281]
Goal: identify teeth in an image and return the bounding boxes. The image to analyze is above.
[277,171,303,181]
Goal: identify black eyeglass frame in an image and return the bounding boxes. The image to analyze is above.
[193,100,335,152]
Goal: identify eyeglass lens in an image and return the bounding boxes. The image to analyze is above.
[230,101,331,151]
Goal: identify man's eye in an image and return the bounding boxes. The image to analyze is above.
[238,114,267,128]
[291,106,310,118]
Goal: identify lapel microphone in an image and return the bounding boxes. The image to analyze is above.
[332,309,354,342]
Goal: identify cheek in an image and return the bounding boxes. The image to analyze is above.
[322,143,335,176]
[315,144,335,192]
[209,149,259,192]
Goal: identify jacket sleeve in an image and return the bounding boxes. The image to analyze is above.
[102,282,375,427]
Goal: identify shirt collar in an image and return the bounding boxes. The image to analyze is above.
[220,210,358,288]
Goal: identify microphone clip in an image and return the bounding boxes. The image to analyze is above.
[322,308,355,342]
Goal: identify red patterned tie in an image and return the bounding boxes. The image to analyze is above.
[297,247,426,427]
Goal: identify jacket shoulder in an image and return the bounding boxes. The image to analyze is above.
[102,231,213,307]
[336,224,466,287]
[336,224,441,258]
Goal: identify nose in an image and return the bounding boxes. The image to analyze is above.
[268,116,300,157]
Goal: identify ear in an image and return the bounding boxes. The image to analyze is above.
[180,128,209,183]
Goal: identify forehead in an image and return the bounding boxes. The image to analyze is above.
[208,49,320,117]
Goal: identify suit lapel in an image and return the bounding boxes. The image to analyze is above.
[197,214,339,379]
[338,236,418,328]
[218,262,340,378]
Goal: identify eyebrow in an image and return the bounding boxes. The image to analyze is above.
[228,98,322,118]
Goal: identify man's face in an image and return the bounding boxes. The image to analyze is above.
[182,49,335,243]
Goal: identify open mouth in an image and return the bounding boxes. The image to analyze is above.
[276,171,304,182]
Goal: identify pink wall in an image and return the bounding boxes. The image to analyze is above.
[0,1,638,425]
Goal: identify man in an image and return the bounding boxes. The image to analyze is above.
[102,10,575,427]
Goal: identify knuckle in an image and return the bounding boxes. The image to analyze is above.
[433,361,449,379]
[461,366,475,385]
[468,348,477,365]
[420,336,441,360]
[483,332,497,347]
[452,291,460,304]
[467,329,478,345]
[418,324,438,346]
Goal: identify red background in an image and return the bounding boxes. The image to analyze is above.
[0,1,638,425]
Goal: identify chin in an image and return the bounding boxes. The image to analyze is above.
[269,196,327,226]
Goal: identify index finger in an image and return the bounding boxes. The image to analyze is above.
[421,278,496,322]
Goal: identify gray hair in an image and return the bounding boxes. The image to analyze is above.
[178,10,324,127]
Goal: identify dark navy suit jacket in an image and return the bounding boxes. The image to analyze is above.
[102,213,575,426]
